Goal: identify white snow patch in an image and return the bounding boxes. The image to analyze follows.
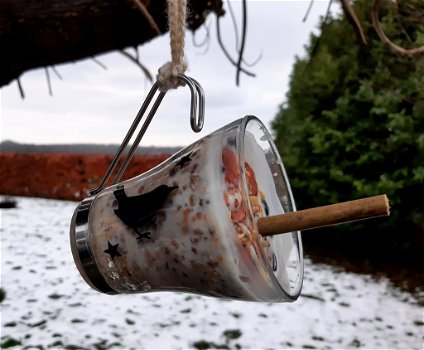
[1,197,423,349]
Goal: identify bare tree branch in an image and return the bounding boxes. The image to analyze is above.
[371,0,424,56]
[119,50,153,82]
[226,0,240,51]
[225,0,261,69]
[393,1,413,44]
[45,68,52,96]
[303,0,315,22]
[215,15,255,78]
[130,0,161,35]
[235,0,248,86]
[51,66,63,80]
[339,0,368,48]
[17,78,25,99]
[241,50,263,68]
[191,21,211,55]
[0,0,223,88]
[309,0,334,59]
[91,57,108,70]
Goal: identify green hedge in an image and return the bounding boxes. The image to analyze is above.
[272,0,424,262]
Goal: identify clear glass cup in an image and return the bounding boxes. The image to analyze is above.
[70,116,303,302]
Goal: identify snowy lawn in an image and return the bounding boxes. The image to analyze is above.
[1,197,423,349]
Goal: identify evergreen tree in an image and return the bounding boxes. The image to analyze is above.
[272,0,424,262]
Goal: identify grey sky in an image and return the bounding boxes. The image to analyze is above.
[0,1,332,147]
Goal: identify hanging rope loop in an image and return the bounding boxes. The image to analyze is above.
[157,0,188,92]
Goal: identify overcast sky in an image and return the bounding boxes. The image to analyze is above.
[0,1,333,147]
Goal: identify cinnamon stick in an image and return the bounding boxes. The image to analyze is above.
[258,194,390,237]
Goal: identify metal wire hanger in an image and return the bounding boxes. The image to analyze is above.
[89,74,205,195]
[90,0,204,195]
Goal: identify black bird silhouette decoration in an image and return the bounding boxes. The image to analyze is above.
[113,184,178,242]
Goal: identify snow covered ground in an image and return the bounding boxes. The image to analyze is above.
[1,197,423,349]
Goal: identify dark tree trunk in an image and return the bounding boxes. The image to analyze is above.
[0,0,223,87]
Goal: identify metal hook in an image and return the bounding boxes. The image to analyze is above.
[89,74,205,195]
[177,74,205,132]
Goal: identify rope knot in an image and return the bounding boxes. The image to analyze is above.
[156,0,187,92]
[157,61,187,92]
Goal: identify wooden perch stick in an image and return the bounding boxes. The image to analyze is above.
[258,194,390,237]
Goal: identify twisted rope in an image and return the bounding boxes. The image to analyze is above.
[157,0,188,92]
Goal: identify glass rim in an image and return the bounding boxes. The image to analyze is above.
[237,115,304,300]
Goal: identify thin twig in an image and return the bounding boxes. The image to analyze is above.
[120,50,153,82]
[372,0,424,55]
[215,15,255,77]
[228,0,261,74]
[134,46,140,61]
[192,20,210,48]
[130,0,161,35]
[394,2,413,44]
[17,78,25,99]
[192,21,211,55]
[226,0,240,51]
[91,57,107,70]
[241,50,263,68]
[303,0,315,22]
[323,0,333,25]
[45,67,52,96]
[51,66,63,80]
[309,0,333,59]
[340,0,368,48]
[236,0,248,86]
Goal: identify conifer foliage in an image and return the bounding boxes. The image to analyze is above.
[272,0,424,260]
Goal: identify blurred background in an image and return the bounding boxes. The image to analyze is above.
[1,0,423,349]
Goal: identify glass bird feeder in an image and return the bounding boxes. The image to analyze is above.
[70,76,303,302]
